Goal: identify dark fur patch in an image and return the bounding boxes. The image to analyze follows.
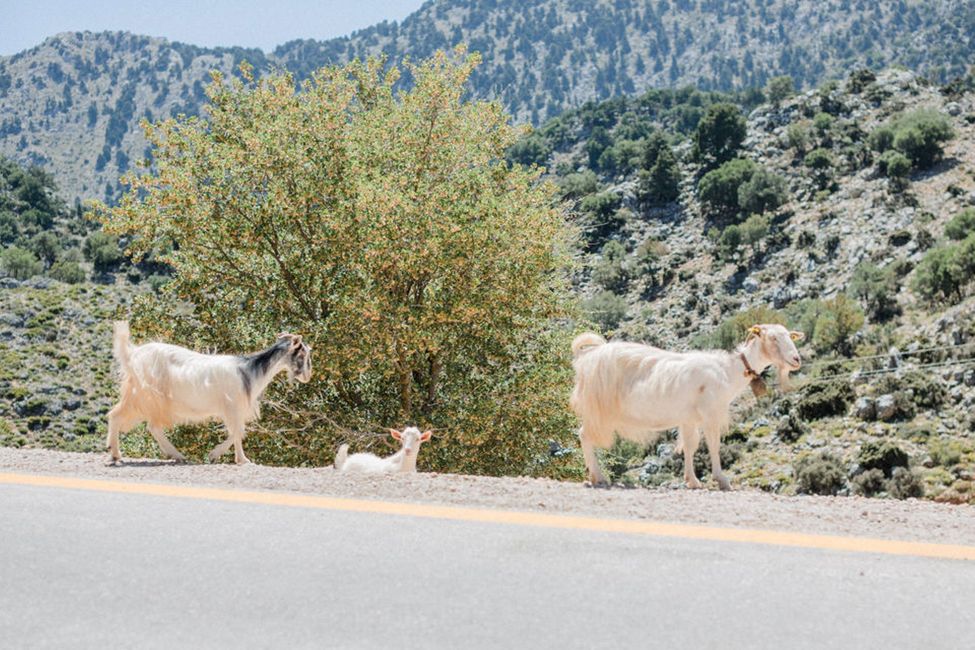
[238,339,289,396]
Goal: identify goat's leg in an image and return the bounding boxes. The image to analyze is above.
[703,426,730,491]
[106,404,137,464]
[207,436,233,462]
[148,426,186,463]
[679,425,703,489]
[579,426,608,487]
[226,419,251,465]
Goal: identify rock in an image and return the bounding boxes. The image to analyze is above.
[656,443,675,460]
[875,394,898,421]
[887,347,901,369]
[64,398,82,411]
[0,278,21,289]
[854,396,877,421]
[23,277,53,289]
[743,277,759,294]
[944,102,962,116]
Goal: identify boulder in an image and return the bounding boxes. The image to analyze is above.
[875,394,898,421]
[854,396,876,421]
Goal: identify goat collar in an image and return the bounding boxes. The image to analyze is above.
[739,351,768,398]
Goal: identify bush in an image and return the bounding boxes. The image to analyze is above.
[852,468,886,497]
[788,295,864,356]
[29,231,61,267]
[786,122,811,155]
[849,261,900,321]
[737,167,788,216]
[878,150,911,180]
[847,68,877,94]
[698,158,757,217]
[702,306,786,351]
[795,452,846,496]
[584,290,628,331]
[797,381,855,420]
[928,438,965,467]
[857,440,909,478]
[579,191,624,248]
[0,246,42,280]
[48,259,86,284]
[507,133,551,167]
[559,170,600,199]
[868,125,895,153]
[803,148,834,189]
[637,144,681,206]
[875,371,946,410]
[591,241,631,293]
[911,240,972,302]
[766,76,795,105]
[890,109,954,169]
[693,103,746,166]
[944,208,975,241]
[83,231,123,271]
[887,467,924,499]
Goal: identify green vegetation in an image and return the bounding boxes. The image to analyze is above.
[849,261,900,321]
[96,50,581,478]
[795,452,846,496]
[944,208,975,241]
[870,109,955,169]
[693,103,747,167]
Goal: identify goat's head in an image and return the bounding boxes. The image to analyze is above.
[747,324,805,390]
[277,332,313,383]
[390,426,432,458]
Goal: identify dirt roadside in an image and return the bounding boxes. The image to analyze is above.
[2,446,973,546]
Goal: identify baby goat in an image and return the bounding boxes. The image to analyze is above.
[334,427,432,474]
[107,321,312,465]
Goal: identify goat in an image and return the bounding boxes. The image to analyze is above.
[334,427,432,474]
[107,321,312,465]
[570,324,804,490]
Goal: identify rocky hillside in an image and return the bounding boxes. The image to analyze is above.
[1,0,973,202]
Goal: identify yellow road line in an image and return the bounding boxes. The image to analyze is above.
[2,471,973,562]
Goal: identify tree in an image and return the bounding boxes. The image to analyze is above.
[737,167,788,215]
[945,208,975,241]
[803,148,834,190]
[890,109,954,169]
[849,261,900,321]
[693,103,746,167]
[0,246,42,280]
[83,231,123,271]
[637,143,681,206]
[29,231,61,267]
[698,158,757,217]
[766,75,794,105]
[95,50,581,477]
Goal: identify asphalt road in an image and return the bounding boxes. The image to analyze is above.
[1,482,972,649]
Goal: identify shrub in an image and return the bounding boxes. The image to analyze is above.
[795,452,846,496]
[875,371,946,410]
[857,440,909,478]
[911,242,968,302]
[698,158,757,217]
[702,306,786,351]
[852,468,886,497]
[586,126,613,169]
[737,167,788,215]
[591,241,631,293]
[507,133,551,167]
[797,381,855,420]
[878,150,911,180]
[944,208,975,241]
[868,125,895,153]
[637,144,681,206]
[928,438,965,467]
[584,290,628,331]
[0,246,42,280]
[847,69,877,94]
[48,259,86,284]
[559,170,600,199]
[890,109,954,169]
[849,261,900,321]
[887,467,924,499]
[803,148,834,189]
[717,224,742,261]
[766,76,795,105]
[786,122,811,155]
[693,103,746,166]
[579,191,624,247]
[788,295,863,356]
[812,112,834,137]
[83,231,123,271]
[29,231,61,267]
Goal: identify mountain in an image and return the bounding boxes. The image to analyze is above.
[1,0,973,202]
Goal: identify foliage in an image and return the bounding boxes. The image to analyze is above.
[591,241,631,293]
[851,468,886,497]
[48,258,86,284]
[857,440,909,478]
[787,296,864,356]
[578,191,624,248]
[701,306,786,351]
[911,235,975,303]
[737,167,788,215]
[944,208,975,241]
[795,451,846,496]
[95,50,581,477]
[698,158,757,217]
[803,148,834,190]
[766,76,795,105]
[558,170,600,199]
[584,290,628,331]
[636,143,681,206]
[875,371,946,410]
[797,381,855,420]
[849,261,900,321]
[878,150,911,181]
[889,109,954,169]
[887,467,924,499]
[717,214,769,261]
[83,231,123,271]
[507,132,551,167]
[0,246,42,280]
[693,103,746,167]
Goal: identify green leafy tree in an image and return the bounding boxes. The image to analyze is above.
[737,167,788,215]
[693,103,746,167]
[698,158,757,217]
[766,76,795,106]
[890,109,954,169]
[591,240,631,293]
[95,50,581,478]
[878,150,911,183]
[945,208,975,241]
[803,148,834,190]
[0,246,42,280]
[29,231,61,267]
[637,143,681,206]
[849,261,900,321]
[83,230,123,271]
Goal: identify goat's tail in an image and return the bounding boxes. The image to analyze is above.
[572,332,606,359]
[113,321,133,374]
[334,444,349,471]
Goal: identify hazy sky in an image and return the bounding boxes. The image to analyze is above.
[0,0,427,55]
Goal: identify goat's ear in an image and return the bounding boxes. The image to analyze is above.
[389,429,402,440]
[789,331,806,342]
[420,430,432,442]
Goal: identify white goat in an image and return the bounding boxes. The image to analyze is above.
[107,321,312,465]
[334,427,432,474]
[570,324,804,490]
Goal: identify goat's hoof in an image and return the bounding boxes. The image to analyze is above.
[584,479,609,489]
[170,455,187,464]
[106,456,121,466]
[234,458,252,466]
[685,479,704,490]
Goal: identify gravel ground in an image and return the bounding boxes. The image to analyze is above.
[2,446,974,546]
